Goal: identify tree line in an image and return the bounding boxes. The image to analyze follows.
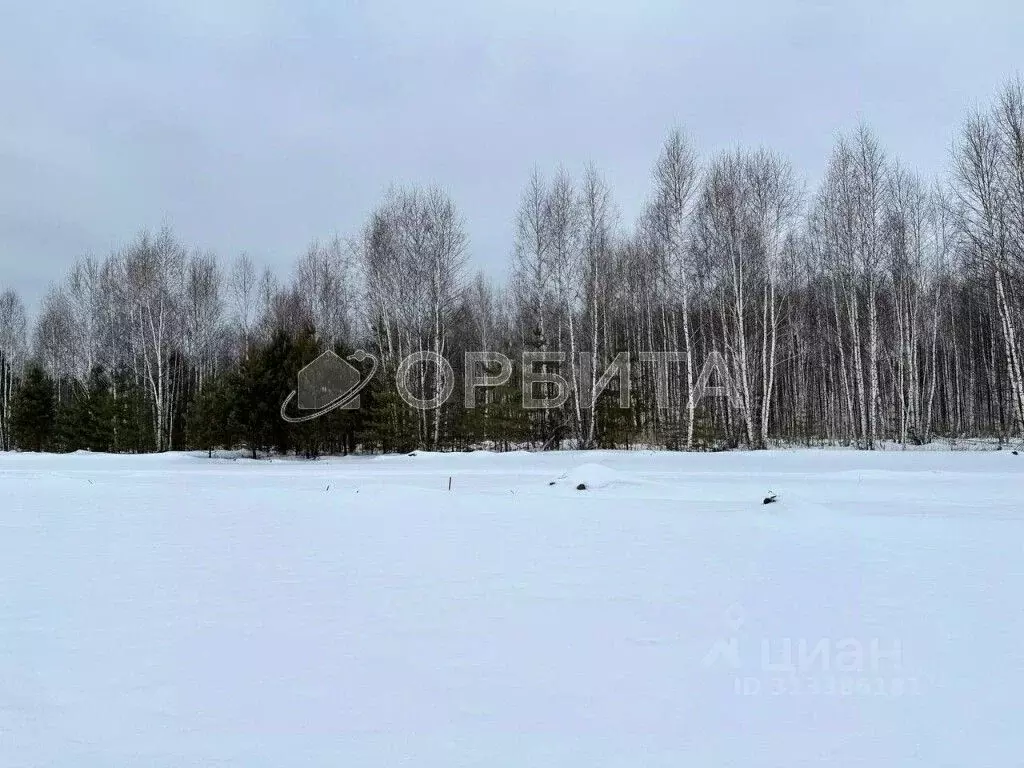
[2,77,1024,455]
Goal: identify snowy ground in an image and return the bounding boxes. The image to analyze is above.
[2,448,1022,766]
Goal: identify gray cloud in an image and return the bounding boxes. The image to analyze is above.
[2,0,1022,308]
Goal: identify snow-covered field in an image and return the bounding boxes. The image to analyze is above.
[2,448,1022,766]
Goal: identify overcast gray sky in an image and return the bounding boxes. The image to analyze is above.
[2,0,1021,309]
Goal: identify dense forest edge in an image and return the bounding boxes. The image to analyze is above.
[3,78,1024,456]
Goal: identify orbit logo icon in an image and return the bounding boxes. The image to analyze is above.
[280,350,379,423]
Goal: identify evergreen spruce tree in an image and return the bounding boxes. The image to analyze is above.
[82,366,116,452]
[111,368,155,453]
[455,360,529,451]
[359,367,419,454]
[488,365,530,451]
[289,327,325,459]
[329,343,367,456]
[55,392,81,452]
[187,373,238,457]
[57,366,116,453]
[301,341,368,457]
[234,329,297,458]
[11,364,56,452]
[594,388,634,449]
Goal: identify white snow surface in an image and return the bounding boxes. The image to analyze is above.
[1,448,1022,766]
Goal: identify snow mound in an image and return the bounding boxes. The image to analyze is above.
[555,462,635,490]
[187,449,277,462]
